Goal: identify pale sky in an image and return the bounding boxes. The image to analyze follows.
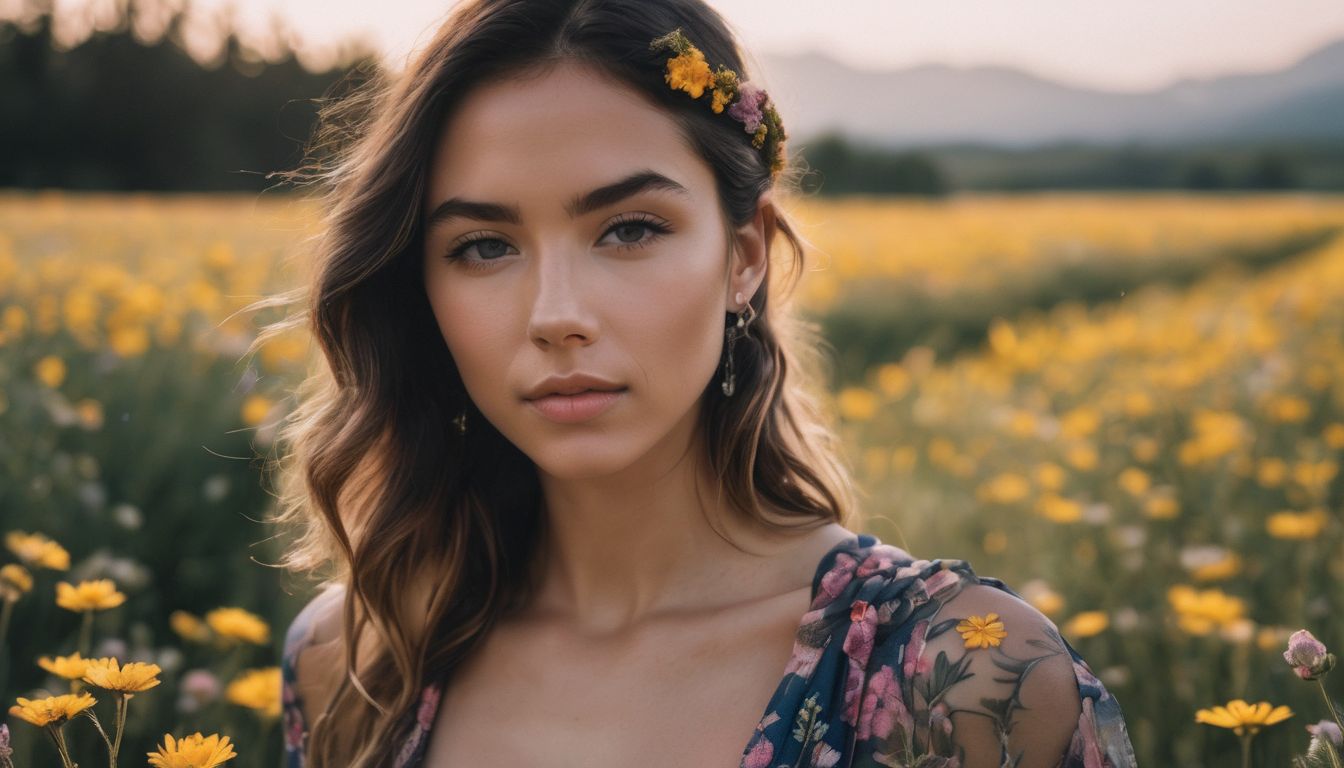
[35,0,1344,92]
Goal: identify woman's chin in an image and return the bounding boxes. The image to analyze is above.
[524,439,644,481]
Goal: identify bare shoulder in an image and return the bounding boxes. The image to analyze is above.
[912,580,1084,768]
[285,582,349,726]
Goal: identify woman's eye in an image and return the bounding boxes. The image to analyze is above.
[443,216,672,269]
[601,217,672,249]
[611,223,649,244]
[445,236,513,265]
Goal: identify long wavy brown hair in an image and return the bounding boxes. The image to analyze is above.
[247,0,864,764]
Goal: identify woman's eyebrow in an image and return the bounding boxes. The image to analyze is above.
[424,169,689,228]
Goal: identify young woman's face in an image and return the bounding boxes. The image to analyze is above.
[421,60,758,479]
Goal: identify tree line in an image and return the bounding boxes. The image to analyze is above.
[0,0,1331,193]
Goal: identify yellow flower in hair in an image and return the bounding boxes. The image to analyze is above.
[665,48,714,99]
[710,86,733,113]
[708,65,738,113]
[956,612,1008,649]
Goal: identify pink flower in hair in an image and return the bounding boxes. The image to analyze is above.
[727,81,767,133]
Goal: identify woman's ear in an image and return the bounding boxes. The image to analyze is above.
[727,191,777,309]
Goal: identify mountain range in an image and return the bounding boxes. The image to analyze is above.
[758,38,1344,148]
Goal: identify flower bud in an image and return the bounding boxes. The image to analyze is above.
[1308,719,1343,748]
[1283,629,1336,680]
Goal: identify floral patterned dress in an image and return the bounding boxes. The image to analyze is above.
[282,532,1139,767]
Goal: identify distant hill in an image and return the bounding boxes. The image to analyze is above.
[760,39,1344,148]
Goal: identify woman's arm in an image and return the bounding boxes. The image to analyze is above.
[894,581,1138,768]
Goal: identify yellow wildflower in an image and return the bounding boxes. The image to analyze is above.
[982,529,1008,555]
[225,667,281,718]
[837,387,879,422]
[34,355,66,388]
[980,472,1031,504]
[1143,495,1180,519]
[1033,462,1066,492]
[664,48,714,99]
[1117,467,1150,496]
[1064,443,1098,471]
[1256,457,1287,487]
[37,651,89,680]
[240,394,272,426]
[146,732,238,768]
[5,531,70,570]
[170,610,212,643]
[1168,584,1246,635]
[8,692,96,727]
[205,607,270,645]
[1324,423,1344,450]
[1265,508,1328,540]
[1036,493,1083,524]
[82,657,162,694]
[1063,611,1110,638]
[875,363,911,399]
[1025,586,1064,617]
[74,398,104,430]
[55,579,126,612]
[1265,395,1310,423]
[1195,699,1293,737]
[1,563,33,600]
[956,612,1007,649]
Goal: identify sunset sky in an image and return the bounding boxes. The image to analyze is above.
[30,0,1344,91]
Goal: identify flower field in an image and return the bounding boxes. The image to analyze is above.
[1,190,1342,766]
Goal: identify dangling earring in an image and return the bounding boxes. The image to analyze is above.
[721,290,757,397]
[452,408,468,435]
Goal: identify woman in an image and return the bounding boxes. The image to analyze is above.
[262,0,1140,766]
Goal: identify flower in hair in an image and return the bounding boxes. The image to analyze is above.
[658,33,714,99]
[650,27,789,177]
[727,81,765,133]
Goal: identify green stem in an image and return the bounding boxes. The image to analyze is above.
[1323,737,1344,768]
[0,597,14,651]
[45,724,77,768]
[109,693,127,768]
[1240,732,1252,768]
[78,611,93,657]
[1319,679,1344,741]
[81,708,113,765]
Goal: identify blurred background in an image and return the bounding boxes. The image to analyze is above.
[1,0,1342,765]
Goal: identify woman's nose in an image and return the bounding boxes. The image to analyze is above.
[526,247,600,349]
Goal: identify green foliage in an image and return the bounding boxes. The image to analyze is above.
[0,0,378,191]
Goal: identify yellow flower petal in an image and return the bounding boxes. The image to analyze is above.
[55,579,126,612]
[8,692,97,727]
[205,607,270,645]
[146,731,238,768]
[82,656,163,693]
[225,667,281,718]
[956,612,1008,649]
[37,651,89,680]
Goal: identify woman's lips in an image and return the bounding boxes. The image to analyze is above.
[525,388,626,423]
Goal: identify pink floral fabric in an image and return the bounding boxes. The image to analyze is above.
[281,533,1139,767]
